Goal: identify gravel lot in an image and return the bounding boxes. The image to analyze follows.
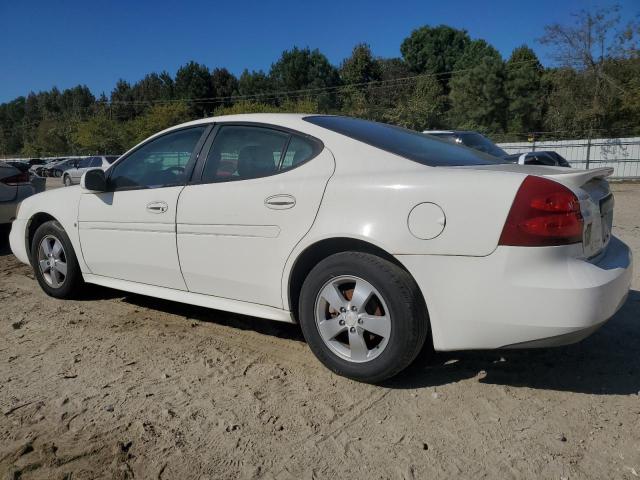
[0,180,638,479]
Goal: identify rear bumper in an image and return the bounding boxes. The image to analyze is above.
[397,236,633,351]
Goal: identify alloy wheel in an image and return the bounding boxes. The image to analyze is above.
[37,235,68,288]
[314,275,391,363]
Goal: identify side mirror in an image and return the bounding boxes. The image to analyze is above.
[81,169,107,192]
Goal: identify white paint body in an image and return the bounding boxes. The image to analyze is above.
[9,114,633,351]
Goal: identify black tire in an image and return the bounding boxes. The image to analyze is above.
[63,174,71,186]
[298,252,429,383]
[31,220,84,299]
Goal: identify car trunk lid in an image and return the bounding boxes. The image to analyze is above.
[455,164,614,258]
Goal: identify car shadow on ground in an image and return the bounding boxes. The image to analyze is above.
[0,225,12,256]
[387,289,640,395]
[125,289,640,396]
[3,224,636,396]
[122,294,306,343]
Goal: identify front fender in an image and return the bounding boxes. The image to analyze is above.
[12,187,88,272]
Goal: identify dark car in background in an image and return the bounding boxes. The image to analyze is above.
[423,130,571,167]
[4,161,47,193]
[45,158,77,177]
[0,161,37,224]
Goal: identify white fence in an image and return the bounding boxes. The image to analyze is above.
[498,137,640,180]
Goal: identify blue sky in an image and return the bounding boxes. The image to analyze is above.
[0,0,637,103]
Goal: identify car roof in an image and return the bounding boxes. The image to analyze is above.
[163,113,312,132]
[422,130,479,135]
[126,113,320,154]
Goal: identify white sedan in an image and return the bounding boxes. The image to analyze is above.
[9,114,632,382]
[62,156,119,186]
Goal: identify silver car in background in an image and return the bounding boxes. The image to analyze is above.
[0,161,35,224]
[423,130,571,167]
[62,156,119,186]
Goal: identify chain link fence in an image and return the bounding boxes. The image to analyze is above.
[4,132,640,181]
[498,136,640,180]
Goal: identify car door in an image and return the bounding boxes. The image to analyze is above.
[176,123,334,308]
[78,125,209,289]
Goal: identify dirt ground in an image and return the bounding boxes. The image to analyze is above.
[0,181,638,480]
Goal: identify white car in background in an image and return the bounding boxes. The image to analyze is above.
[62,156,119,186]
[9,114,632,382]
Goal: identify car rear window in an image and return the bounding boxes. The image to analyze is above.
[304,116,505,167]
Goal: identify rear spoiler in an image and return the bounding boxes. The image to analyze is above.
[542,167,613,189]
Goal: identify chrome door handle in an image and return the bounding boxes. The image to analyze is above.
[265,194,296,210]
[146,201,168,213]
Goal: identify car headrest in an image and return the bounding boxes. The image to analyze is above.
[237,145,276,178]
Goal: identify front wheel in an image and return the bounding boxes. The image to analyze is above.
[299,252,429,383]
[31,220,84,298]
[63,175,72,186]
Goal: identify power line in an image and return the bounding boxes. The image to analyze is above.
[104,59,542,107]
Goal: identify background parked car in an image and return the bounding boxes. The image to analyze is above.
[45,158,77,177]
[62,156,119,186]
[32,157,64,177]
[423,130,571,167]
[0,161,35,224]
[4,161,46,193]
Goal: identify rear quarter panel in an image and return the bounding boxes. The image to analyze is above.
[281,138,527,307]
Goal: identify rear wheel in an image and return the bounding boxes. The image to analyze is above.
[31,220,84,298]
[299,252,428,383]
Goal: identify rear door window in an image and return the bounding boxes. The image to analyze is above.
[201,126,289,182]
[200,125,322,183]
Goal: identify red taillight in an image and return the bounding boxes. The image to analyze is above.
[1,171,30,186]
[499,176,583,246]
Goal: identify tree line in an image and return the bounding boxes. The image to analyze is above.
[0,4,638,157]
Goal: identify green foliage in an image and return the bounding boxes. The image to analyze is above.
[238,70,273,97]
[339,44,383,118]
[122,102,192,147]
[505,45,544,133]
[269,47,340,110]
[386,76,447,130]
[175,61,214,117]
[400,25,471,86]
[71,112,124,154]
[22,118,70,156]
[110,80,136,121]
[213,98,319,116]
[340,43,382,85]
[448,40,506,132]
[1,7,639,157]
[211,68,239,107]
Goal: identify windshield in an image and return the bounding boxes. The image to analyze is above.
[456,133,508,158]
[304,116,507,167]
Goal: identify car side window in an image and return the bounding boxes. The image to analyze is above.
[109,126,206,190]
[280,135,316,171]
[90,157,102,167]
[201,126,289,183]
[78,158,91,168]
